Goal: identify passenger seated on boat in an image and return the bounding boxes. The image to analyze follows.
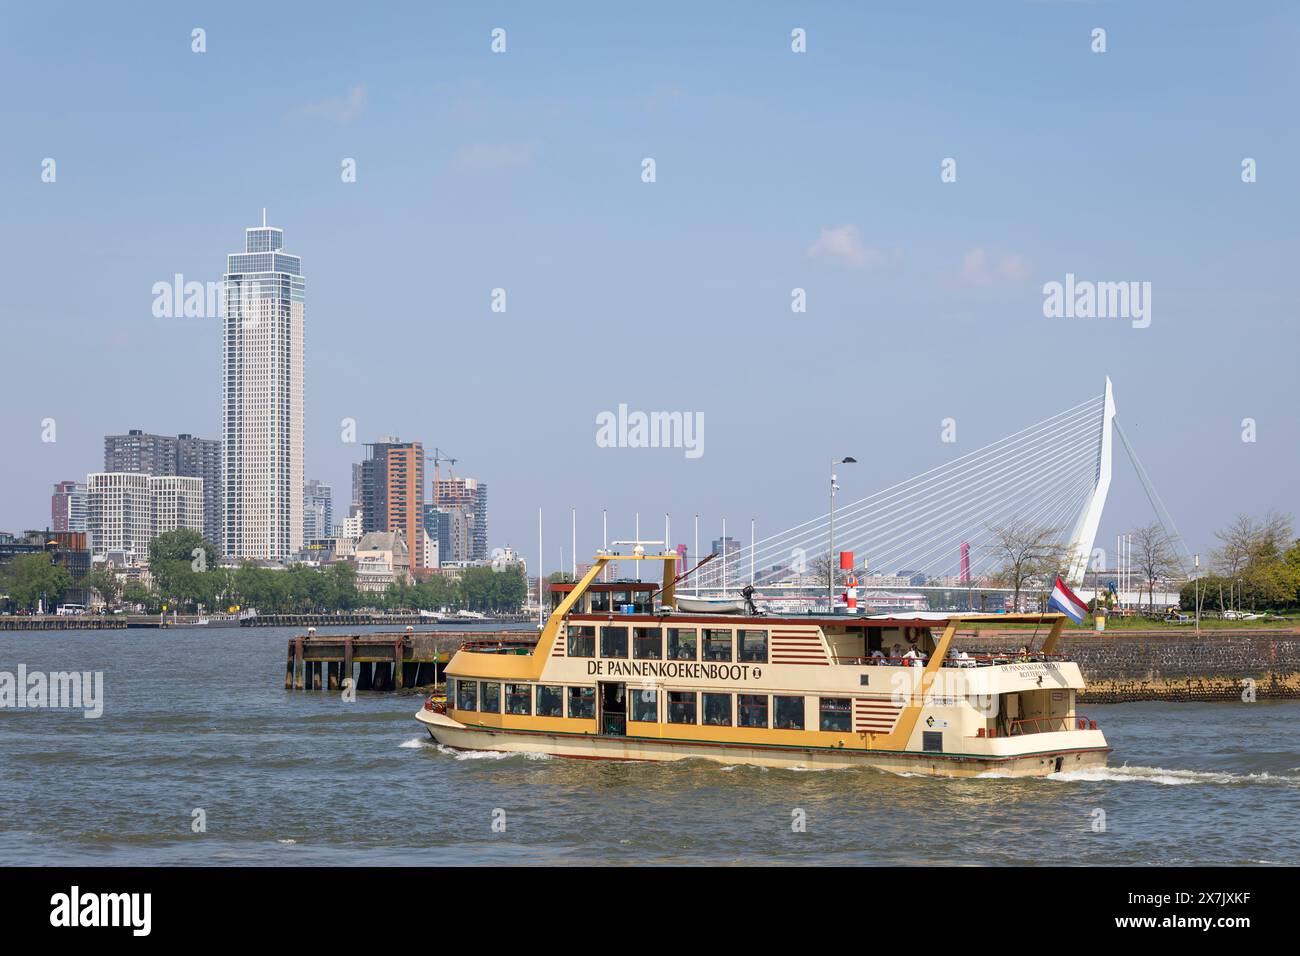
[889,644,904,664]
[902,647,922,667]
[1017,645,1030,662]
[870,648,885,660]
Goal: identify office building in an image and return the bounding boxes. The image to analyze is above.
[104,430,222,545]
[51,480,88,533]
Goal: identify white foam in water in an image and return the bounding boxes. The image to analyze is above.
[399,737,427,749]
[433,743,552,761]
[1050,765,1300,786]
[277,839,297,845]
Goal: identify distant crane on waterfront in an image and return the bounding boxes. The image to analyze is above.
[426,448,458,505]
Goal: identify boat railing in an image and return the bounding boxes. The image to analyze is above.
[459,638,538,655]
[831,653,1072,667]
[979,715,1098,737]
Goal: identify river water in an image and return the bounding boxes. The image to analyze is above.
[1,625,1297,866]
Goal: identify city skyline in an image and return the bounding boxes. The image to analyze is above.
[3,3,1296,576]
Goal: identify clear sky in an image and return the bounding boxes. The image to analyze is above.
[3,1,1297,574]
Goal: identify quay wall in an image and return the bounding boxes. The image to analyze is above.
[954,629,1300,702]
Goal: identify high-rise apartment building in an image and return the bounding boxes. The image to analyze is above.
[51,480,88,532]
[104,430,222,545]
[359,439,426,570]
[432,476,488,561]
[222,213,304,562]
[303,479,333,542]
[86,473,203,560]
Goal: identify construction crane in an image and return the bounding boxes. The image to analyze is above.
[426,448,458,506]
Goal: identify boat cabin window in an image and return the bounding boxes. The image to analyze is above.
[535,685,563,718]
[591,588,653,614]
[737,694,768,728]
[703,692,732,726]
[481,682,501,713]
[589,590,611,612]
[774,695,804,730]
[633,626,662,659]
[667,628,697,660]
[738,629,768,663]
[456,680,478,711]
[445,678,455,704]
[631,687,658,722]
[703,628,733,662]
[506,684,532,715]
[567,686,595,719]
[567,625,595,657]
[819,697,851,732]
[600,626,628,658]
[668,691,697,724]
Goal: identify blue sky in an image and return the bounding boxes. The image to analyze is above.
[2,1,1297,573]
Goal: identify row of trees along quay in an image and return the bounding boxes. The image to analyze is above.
[3,516,1299,620]
[0,529,527,616]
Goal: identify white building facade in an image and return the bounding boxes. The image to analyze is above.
[86,473,204,560]
[222,213,304,563]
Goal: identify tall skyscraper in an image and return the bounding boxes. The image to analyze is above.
[302,479,333,542]
[51,480,88,532]
[222,213,304,562]
[359,439,426,569]
[104,430,222,546]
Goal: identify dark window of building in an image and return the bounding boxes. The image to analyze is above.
[481,682,501,713]
[456,680,477,711]
[600,626,628,658]
[703,693,732,726]
[633,627,662,659]
[668,691,697,724]
[737,694,769,728]
[536,685,563,717]
[923,732,943,752]
[631,687,658,722]
[568,686,595,719]
[667,628,697,660]
[567,625,595,657]
[819,697,852,732]
[774,695,804,730]
[505,684,531,715]
[738,629,768,663]
[703,628,733,662]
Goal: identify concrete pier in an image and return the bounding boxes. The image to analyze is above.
[282,629,537,693]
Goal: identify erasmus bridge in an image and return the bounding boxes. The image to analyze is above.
[696,377,1193,604]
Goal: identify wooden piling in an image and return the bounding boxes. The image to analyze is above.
[393,642,405,690]
[358,661,373,691]
[284,651,294,690]
[310,661,322,691]
[328,661,340,690]
[293,637,305,690]
[343,637,353,691]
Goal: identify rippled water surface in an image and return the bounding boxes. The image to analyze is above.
[2,626,1297,865]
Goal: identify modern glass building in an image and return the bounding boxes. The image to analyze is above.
[222,213,304,562]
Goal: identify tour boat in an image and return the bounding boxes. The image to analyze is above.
[415,551,1110,777]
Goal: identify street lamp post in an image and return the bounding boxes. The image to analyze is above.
[829,457,857,611]
[1193,553,1201,637]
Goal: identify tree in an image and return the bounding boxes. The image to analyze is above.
[986,522,1069,611]
[1131,522,1183,612]
[1212,511,1294,611]
[82,566,121,607]
[2,553,73,611]
[149,528,222,612]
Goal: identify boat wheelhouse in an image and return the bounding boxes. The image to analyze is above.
[416,551,1110,777]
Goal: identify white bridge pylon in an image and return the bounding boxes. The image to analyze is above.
[702,376,1180,593]
[1064,376,1115,586]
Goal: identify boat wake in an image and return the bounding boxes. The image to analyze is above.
[1049,765,1300,786]
[432,743,553,761]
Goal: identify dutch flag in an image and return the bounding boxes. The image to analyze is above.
[1048,575,1089,624]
